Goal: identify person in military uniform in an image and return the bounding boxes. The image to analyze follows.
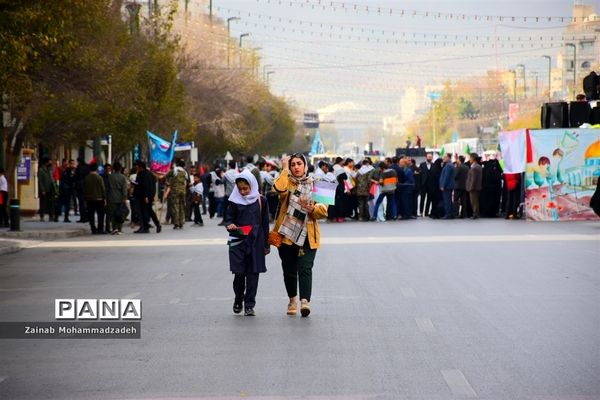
[164,159,189,229]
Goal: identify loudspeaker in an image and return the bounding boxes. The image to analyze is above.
[541,102,569,128]
[591,106,600,125]
[569,102,591,127]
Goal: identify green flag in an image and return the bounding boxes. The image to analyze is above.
[440,147,445,156]
[465,144,471,155]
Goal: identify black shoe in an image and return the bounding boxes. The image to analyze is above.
[173,225,179,230]
[244,308,256,316]
[156,225,162,233]
[134,229,150,233]
[95,231,108,235]
[217,221,227,226]
[64,219,71,223]
[233,302,243,314]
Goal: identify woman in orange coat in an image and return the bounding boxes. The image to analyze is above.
[272,154,328,317]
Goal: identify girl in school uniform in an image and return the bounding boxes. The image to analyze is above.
[224,169,270,316]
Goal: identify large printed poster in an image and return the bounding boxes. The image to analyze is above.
[525,128,600,221]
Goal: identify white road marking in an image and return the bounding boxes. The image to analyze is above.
[441,369,477,397]
[123,292,140,299]
[26,234,600,248]
[401,287,416,298]
[181,258,192,265]
[415,318,436,333]
[153,272,169,280]
[169,298,180,304]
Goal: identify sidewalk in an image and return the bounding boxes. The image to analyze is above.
[0,219,89,255]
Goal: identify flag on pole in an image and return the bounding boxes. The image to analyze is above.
[465,144,471,155]
[147,130,178,175]
[439,147,446,156]
[312,180,337,205]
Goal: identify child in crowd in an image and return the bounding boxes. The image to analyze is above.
[224,169,270,316]
[191,173,204,226]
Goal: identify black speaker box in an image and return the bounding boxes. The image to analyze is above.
[569,102,591,127]
[541,102,569,129]
[591,106,600,125]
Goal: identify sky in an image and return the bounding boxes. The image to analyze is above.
[191,0,600,142]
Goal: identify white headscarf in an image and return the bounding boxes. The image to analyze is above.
[228,169,260,206]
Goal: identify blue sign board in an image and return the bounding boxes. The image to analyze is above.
[17,156,31,181]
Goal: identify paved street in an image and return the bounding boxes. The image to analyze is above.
[0,218,599,400]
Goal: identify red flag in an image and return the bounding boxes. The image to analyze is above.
[526,129,533,164]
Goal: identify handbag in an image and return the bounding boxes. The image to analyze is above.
[267,194,284,247]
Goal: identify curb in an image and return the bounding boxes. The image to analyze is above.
[0,229,88,240]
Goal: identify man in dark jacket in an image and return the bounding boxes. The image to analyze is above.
[133,161,161,234]
[439,154,456,219]
[466,153,483,219]
[453,155,469,218]
[83,163,106,234]
[58,159,76,222]
[418,153,434,216]
[38,157,56,222]
[74,158,90,223]
[583,71,600,101]
[107,162,129,234]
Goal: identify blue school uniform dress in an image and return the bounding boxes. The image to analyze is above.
[225,195,270,274]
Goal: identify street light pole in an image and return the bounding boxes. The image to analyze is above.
[263,64,272,81]
[239,33,250,68]
[566,43,577,98]
[509,69,517,102]
[251,47,262,77]
[226,17,240,68]
[542,55,551,100]
[266,71,275,87]
[517,64,526,99]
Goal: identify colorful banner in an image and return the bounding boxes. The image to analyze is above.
[147,130,177,175]
[525,128,600,221]
[312,180,337,205]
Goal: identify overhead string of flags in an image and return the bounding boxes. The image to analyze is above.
[252,0,597,23]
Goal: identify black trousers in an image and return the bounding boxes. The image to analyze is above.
[193,202,204,223]
[208,192,216,218]
[506,189,520,217]
[419,188,433,215]
[453,189,468,218]
[76,189,88,221]
[140,200,160,231]
[0,191,8,226]
[233,273,259,309]
[87,200,105,233]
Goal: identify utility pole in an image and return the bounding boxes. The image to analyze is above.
[509,69,517,103]
[565,43,577,98]
[227,17,240,68]
[263,64,272,81]
[542,55,551,100]
[209,0,213,21]
[266,71,275,87]
[517,64,526,100]
[239,33,250,68]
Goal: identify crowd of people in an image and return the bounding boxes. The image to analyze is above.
[25,150,526,235]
